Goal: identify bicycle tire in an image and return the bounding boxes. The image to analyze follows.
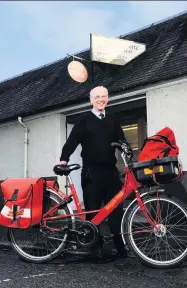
[122,194,187,268]
[8,189,74,264]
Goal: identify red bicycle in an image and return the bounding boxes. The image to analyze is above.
[8,141,187,268]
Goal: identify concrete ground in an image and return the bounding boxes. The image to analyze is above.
[0,219,187,288]
[0,245,187,288]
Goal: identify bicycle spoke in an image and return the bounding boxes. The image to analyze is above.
[163,204,182,225]
[137,233,154,251]
[160,236,179,258]
[167,229,187,249]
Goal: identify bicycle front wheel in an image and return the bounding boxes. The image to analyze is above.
[8,189,73,264]
[122,195,187,268]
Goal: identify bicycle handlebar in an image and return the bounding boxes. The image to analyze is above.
[111,141,133,158]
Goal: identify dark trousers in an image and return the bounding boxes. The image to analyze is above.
[81,165,125,252]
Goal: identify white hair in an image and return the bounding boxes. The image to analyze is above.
[90,86,108,99]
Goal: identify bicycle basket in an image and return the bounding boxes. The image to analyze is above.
[130,156,183,187]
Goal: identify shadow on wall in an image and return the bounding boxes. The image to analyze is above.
[164,172,187,205]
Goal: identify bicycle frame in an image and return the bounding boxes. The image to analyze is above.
[43,152,158,230]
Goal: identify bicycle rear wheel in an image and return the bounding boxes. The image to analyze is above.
[122,194,187,268]
[8,189,74,263]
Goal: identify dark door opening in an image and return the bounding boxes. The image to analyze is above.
[112,106,147,173]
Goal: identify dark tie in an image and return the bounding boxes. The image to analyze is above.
[99,113,104,119]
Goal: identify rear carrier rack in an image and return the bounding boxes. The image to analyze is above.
[130,156,183,187]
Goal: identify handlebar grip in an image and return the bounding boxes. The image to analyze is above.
[111,142,121,148]
[111,142,133,158]
[111,142,123,152]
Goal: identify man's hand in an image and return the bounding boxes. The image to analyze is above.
[56,160,68,165]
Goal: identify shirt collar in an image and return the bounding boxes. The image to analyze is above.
[91,108,105,118]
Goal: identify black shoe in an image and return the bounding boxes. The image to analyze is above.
[116,249,127,259]
[111,247,127,259]
[91,247,103,259]
[112,234,127,257]
[90,237,104,260]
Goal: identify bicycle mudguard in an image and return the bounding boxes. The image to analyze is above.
[0,177,46,228]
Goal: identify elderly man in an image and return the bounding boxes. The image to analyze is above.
[59,86,127,258]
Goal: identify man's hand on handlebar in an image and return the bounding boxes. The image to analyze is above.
[112,140,133,160]
[56,160,67,166]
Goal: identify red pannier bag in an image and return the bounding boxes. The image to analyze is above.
[138,127,179,162]
[46,180,59,190]
[0,177,46,229]
[131,127,182,186]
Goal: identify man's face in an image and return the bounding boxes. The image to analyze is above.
[91,88,108,111]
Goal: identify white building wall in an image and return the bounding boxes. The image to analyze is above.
[0,123,24,179]
[147,82,187,170]
[0,113,67,189]
[28,114,59,177]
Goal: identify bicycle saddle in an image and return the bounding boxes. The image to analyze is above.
[53,164,81,176]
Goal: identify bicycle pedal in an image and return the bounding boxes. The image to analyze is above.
[70,244,78,250]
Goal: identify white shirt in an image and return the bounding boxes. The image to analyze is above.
[91,108,105,119]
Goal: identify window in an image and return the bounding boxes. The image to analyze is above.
[122,124,139,151]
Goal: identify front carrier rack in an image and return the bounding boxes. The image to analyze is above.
[130,156,183,187]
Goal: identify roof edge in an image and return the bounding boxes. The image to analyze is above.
[119,10,187,38]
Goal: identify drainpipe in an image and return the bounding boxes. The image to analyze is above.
[18,117,29,178]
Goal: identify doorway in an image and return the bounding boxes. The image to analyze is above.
[110,106,147,173]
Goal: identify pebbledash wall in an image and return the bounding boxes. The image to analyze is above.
[147,82,187,170]
[147,81,187,204]
[1,79,187,209]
